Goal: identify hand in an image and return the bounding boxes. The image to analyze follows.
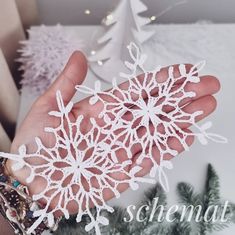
[6,51,220,215]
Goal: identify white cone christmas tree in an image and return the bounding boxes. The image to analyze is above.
[89,0,155,83]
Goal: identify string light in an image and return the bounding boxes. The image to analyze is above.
[84,9,91,15]
[102,11,115,26]
[91,50,96,55]
[106,14,114,21]
[150,15,156,21]
[97,60,103,66]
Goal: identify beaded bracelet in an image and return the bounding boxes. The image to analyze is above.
[0,158,59,235]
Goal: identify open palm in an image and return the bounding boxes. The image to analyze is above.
[6,51,220,217]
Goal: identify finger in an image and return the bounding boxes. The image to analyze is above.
[161,75,220,113]
[183,75,220,102]
[121,75,220,122]
[42,51,88,105]
[113,95,217,175]
[76,64,195,118]
[93,91,217,169]
[119,63,194,91]
[133,129,195,178]
[86,64,194,107]
[106,128,194,199]
[107,91,215,160]
[175,95,217,130]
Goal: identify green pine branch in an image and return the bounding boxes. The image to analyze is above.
[103,206,132,235]
[170,212,192,235]
[136,183,170,235]
[177,164,235,235]
[55,164,235,235]
[204,164,220,206]
[177,182,202,207]
[55,214,91,235]
[200,164,221,234]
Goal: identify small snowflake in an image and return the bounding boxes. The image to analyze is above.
[18,24,84,94]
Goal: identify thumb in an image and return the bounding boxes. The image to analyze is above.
[43,51,88,104]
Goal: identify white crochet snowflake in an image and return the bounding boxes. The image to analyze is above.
[0,43,227,235]
[77,42,227,191]
[0,91,154,235]
[18,24,84,94]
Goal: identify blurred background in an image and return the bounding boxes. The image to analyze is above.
[36,0,235,25]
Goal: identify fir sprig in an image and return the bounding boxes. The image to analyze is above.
[55,164,235,235]
[177,164,235,235]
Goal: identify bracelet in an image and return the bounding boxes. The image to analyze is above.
[0,158,58,235]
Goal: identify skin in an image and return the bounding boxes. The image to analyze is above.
[5,51,220,225]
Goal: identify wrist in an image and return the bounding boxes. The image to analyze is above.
[0,158,55,234]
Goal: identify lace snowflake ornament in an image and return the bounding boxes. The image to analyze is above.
[18,24,84,94]
[77,43,228,191]
[0,90,155,235]
[0,43,227,234]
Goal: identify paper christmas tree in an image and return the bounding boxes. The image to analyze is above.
[89,0,155,83]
